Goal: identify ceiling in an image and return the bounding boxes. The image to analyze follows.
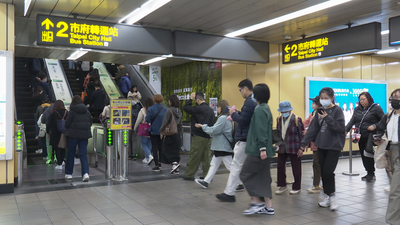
[4,0,400,65]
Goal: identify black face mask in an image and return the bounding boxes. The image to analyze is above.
[392,99,400,110]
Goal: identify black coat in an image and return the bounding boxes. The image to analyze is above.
[33,93,47,113]
[183,101,215,138]
[65,103,92,139]
[345,103,384,137]
[47,109,68,148]
[90,89,106,111]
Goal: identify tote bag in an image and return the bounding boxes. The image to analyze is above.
[138,123,150,136]
[161,108,178,136]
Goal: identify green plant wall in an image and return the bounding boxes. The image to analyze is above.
[162,62,222,122]
[139,66,149,80]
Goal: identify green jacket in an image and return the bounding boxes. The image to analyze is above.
[245,103,275,158]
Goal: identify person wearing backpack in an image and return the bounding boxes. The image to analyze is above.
[46,100,68,169]
[36,100,51,160]
[65,96,93,182]
[194,100,233,188]
[275,101,305,195]
[120,73,132,98]
[375,88,400,225]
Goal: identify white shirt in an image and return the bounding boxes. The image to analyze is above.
[387,112,399,144]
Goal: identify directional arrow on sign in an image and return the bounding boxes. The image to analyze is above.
[41,18,54,30]
[284,45,291,54]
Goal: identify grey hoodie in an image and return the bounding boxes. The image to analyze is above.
[160,107,183,134]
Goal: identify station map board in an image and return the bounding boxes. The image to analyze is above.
[282,22,381,64]
[389,15,400,46]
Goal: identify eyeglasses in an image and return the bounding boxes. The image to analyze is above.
[359,98,367,101]
[239,87,244,92]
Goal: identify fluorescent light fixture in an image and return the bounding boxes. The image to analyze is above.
[225,0,352,37]
[119,0,171,24]
[376,49,400,55]
[67,49,89,60]
[381,30,390,35]
[138,54,172,65]
[24,0,33,16]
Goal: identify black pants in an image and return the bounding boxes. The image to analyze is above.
[358,137,375,174]
[150,135,162,166]
[92,109,102,123]
[318,148,340,196]
[55,147,66,166]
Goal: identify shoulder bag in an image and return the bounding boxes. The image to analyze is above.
[161,108,178,136]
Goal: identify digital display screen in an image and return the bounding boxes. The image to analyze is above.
[389,15,400,46]
[306,77,388,125]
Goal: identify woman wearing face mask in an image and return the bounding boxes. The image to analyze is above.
[302,96,323,194]
[275,101,304,195]
[345,92,384,182]
[375,89,400,225]
[299,87,345,211]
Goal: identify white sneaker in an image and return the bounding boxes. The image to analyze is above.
[142,158,149,164]
[43,157,48,160]
[319,196,330,208]
[275,186,288,195]
[307,186,323,194]
[65,174,72,180]
[170,162,180,174]
[289,189,301,195]
[329,195,338,211]
[82,173,90,182]
[147,155,154,165]
[55,165,63,170]
[385,185,391,192]
[62,161,65,166]
[35,149,42,154]
[243,203,265,215]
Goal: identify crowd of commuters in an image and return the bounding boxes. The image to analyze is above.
[29,59,400,222]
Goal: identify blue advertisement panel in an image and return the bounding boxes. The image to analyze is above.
[306,77,388,125]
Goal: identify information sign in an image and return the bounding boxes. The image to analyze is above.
[44,59,72,106]
[36,14,171,55]
[282,22,381,64]
[389,15,400,46]
[110,100,132,130]
[93,62,122,99]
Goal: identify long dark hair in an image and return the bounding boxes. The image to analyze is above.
[319,87,335,103]
[168,95,180,108]
[52,100,66,113]
[71,95,83,106]
[144,97,154,112]
[33,86,43,99]
[130,85,137,93]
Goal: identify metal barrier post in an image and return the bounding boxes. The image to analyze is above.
[113,130,128,181]
[121,130,129,179]
[15,122,25,188]
[343,129,360,176]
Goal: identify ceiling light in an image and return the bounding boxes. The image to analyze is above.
[381,30,390,35]
[376,49,400,54]
[24,0,33,16]
[225,0,352,38]
[67,49,89,60]
[119,0,171,24]
[138,54,173,65]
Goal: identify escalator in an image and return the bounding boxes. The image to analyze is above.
[60,60,81,97]
[125,64,157,105]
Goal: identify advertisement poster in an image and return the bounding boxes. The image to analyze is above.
[306,77,388,125]
[209,98,218,117]
[149,65,161,94]
[93,62,122,99]
[110,99,132,130]
[44,59,72,106]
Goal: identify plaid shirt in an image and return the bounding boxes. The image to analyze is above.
[276,114,304,154]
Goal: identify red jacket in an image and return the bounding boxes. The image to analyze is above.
[276,114,304,154]
[303,112,318,151]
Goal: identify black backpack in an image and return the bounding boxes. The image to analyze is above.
[223,121,237,150]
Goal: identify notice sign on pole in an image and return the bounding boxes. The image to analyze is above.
[36,14,171,55]
[282,22,381,64]
[110,100,132,130]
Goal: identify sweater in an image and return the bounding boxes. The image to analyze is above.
[231,95,257,141]
[65,103,92,139]
[301,105,345,151]
[202,115,233,152]
[245,103,275,158]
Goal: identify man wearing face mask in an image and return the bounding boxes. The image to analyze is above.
[275,101,305,195]
[375,88,400,225]
[183,92,215,181]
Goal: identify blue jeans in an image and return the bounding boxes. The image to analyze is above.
[141,136,152,159]
[66,138,89,177]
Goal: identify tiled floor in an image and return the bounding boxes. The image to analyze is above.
[1,157,391,225]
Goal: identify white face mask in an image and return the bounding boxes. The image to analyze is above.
[311,103,317,110]
[320,99,332,107]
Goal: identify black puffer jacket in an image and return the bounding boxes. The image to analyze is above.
[345,103,384,137]
[65,103,92,139]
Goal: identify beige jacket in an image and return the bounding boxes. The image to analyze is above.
[127,91,142,103]
[134,108,146,132]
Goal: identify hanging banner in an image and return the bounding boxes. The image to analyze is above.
[44,59,72,107]
[93,62,122,99]
[149,66,161,94]
[110,99,132,130]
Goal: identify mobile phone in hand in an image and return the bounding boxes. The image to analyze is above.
[317,107,325,114]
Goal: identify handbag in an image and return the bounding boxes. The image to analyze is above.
[138,107,163,136]
[58,133,67,148]
[365,133,375,154]
[161,108,178,136]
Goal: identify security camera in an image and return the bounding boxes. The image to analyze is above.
[285,35,292,41]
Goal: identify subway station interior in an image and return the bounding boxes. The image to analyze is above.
[1,0,400,224]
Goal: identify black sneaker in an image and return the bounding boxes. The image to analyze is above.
[235,184,245,192]
[152,166,160,172]
[183,176,194,181]
[361,174,368,181]
[195,179,208,189]
[257,206,275,215]
[366,174,376,182]
[216,193,236,202]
